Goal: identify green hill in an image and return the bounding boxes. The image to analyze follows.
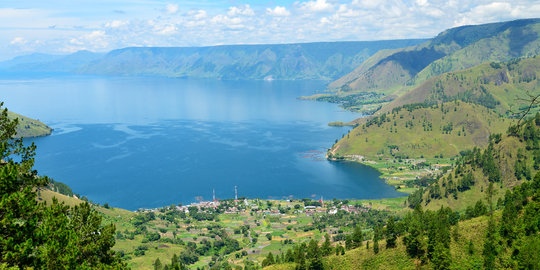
[384,56,540,115]
[7,111,52,138]
[322,19,540,112]
[412,115,540,212]
[329,101,511,161]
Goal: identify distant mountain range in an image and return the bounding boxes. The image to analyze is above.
[0,40,427,80]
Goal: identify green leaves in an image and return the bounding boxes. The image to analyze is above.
[0,103,125,269]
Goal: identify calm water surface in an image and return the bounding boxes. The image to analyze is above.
[0,76,403,210]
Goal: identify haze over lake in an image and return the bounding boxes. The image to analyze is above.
[0,76,403,210]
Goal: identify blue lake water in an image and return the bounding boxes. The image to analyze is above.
[0,76,403,210]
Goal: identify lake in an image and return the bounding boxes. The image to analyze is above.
[0,76,404,210]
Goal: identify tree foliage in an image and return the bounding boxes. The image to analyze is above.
[0,103,125,269]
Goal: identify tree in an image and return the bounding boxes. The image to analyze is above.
[373,225,381,254]
[0,103,125,269]
[294,245,307,270]
[306,240,323,270]
[385,217,397,249]
[321,234,332,256]
[345,236,352,250]
[154,258,162,270]
[431,243,451,270]
[352,226,363,248]
[262,252,275,267]
[403,205,425,260]
[483,183,499,269]
[306,239,320,260]
[482,216,498,269]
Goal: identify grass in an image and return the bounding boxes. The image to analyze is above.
[387,56,540,116]
[424,133,530,212]
[37,188,83,207]
[332,101,511,161]
[8,111,52,138]
[362,197,408,213]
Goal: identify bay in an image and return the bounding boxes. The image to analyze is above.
[0,76,403,210]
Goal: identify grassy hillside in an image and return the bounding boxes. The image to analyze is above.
[385,55,540,115]
[37,188,84,208]
[321,19,540,112]
[330,101,511,161]
[7,111,52,138]
[416,116,540,212]
[326,45,427,95]
[263,213,492,270]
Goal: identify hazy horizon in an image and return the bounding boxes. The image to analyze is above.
[1,0,539,61]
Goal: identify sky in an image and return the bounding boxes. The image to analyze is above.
[0,0,539,60]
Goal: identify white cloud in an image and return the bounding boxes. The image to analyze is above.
[69,38,84,45]
[509,4,540,17]
[165,4,179,15]
[453,1,530,26]
[351,0,381,9]
[105,20,128,28]
[2,0,540,60]
[188,10,207,20]
[10,37,26,45]
[416,0,429,7]
[155,24,178,35]
[300,0,334,13]
[468,2,512,18]
[227,5,254,17]
[320,17,331,25]
[266,6,291,17]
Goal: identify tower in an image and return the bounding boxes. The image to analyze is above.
[213,188,216,202]
[235,186,238,202]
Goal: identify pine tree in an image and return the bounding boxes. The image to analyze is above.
[352,226,363,248]
[154,258,162,270]
[321,234,332,256]
[483,216,498,269]
[295,247,307,270]
[431,243,451,270]
[483,183,499,269]
[373,225,381,254]
[262,252,275,267]
[403,205,425,260]
[385,217,397,248]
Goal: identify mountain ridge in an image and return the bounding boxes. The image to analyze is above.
[0,40,427,81]
[328,19,540,99]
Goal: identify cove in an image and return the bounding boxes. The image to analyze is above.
[0,76,404,210]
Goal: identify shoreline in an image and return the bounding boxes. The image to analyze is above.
[327,152,455,196]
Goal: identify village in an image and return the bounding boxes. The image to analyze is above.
[111,188,384,269]
[173,198,372,216]
[142,187,373,217]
